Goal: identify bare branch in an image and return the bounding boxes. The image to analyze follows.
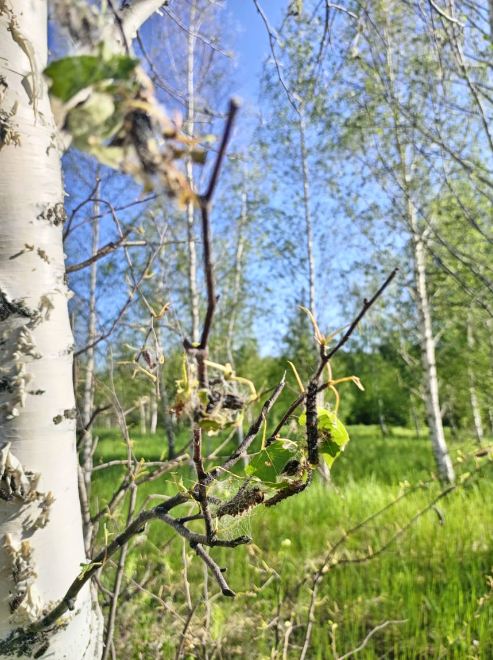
[192,429,216,543]
[66,236,146,274]
[337,620,408,660]
[253,0,299,114]
[120,0,168,42]
[191,543,235,597]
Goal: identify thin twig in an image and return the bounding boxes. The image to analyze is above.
[253,0,299,113]
[102,484,137,660]
[191,543,235,597]
[67,236,146,273]
[202,98,241,204]
[192,428,216,543]
[270,270,399,440]
[182,537,192,611]
[337,620,407,660]
[299,574,321,660]
[315,268,399,379]
[184,98,241,387]
[175,598,201,660]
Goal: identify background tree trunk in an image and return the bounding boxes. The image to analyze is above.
[412,229,455,482]
[467,312,483,444]
[81,185,100,495]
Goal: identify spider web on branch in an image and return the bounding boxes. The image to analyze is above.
[207,476,260,541]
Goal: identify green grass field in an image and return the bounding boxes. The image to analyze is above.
[91,426,493,659]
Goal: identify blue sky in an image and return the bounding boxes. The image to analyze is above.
[226,1,287,104]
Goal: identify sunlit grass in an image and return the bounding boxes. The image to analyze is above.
[91,426,493,659]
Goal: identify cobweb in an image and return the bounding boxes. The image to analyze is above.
[207,476,261,541]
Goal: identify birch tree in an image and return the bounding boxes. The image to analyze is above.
[325,0,457,481]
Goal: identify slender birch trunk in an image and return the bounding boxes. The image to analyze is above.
[382,9,453,481]
[411,228,455,482]
[81,185,100,495]
[226,171,247,461]
[0,1,102,656]
[298,110,332,482]
[225,174,246,368]
[467,312,483,444]
[150,392,158,435]
[158,257,175,457]
[298,109,316,320]
[487,318,493,433]
[186,1,200,343]
[139,397,147,435]
[410,396,422,438]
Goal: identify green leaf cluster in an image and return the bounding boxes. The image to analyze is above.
[299,407,350,468]
[245,440,300,489]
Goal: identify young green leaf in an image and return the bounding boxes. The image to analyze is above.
[45,54,139,102]
[299,407,350,468]
[246,440,299,488]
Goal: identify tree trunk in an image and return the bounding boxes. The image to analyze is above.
[150,392,157,435]
[467,313,483,444]
[410,396,421,438]
[299,109,324,411]
[186,0,200,343]
[225,169,246,464]
[160,368,175,458]
[81,185,100,495]
[0,1,102,656]
[298,109,316,320]
[159,256,176,458]
[412,231,455,482]
[139,398,147,435]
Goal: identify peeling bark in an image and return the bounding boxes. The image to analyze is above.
[0,1,102,656]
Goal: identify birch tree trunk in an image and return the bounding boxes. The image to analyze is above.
[298,109,316,320]
[150,392,158,435]
[0,1,103,656]
[298,110,333,483]
[225,171,247,463]
[186,0,200,343]
[467,312,483,444]
[159,265,175,458]
[81,186,100,495]
[411,229,455,482]
[139,397,147,435]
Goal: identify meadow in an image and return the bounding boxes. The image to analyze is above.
[91,426,493,659]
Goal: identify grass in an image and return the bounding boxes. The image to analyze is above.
[90,426,493,659]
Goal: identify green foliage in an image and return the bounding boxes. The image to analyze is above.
[45,53,139,102]
[299,407,350,467]
[245,439,300,489]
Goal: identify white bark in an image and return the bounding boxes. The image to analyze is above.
[81,188,100,497]
[225,172,246,464]
[158,264,175,457]
[150,392,158,435]
[412,229,455,482]
[299,109,316,320]
[82,193,99,429]
[0,1,102,657]
[467,312,483,444]
[120,0,167,44]
[139,397,147,435]
[186,1,200,343]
